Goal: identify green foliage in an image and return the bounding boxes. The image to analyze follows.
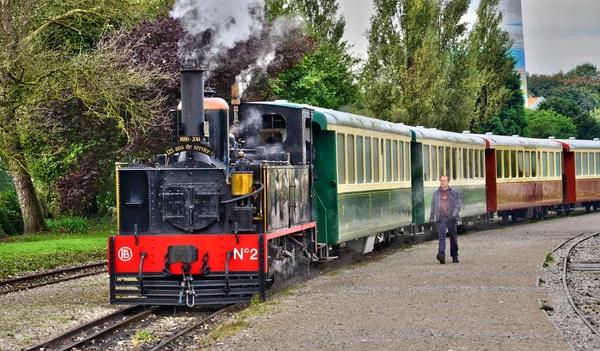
[525,110,576,139]
[362,0,475,131]
[0,160,13,193]
[538,96,583,119]
[46,216,89,234]
[469,0,518,132]
[540,304,554,312]
[481,72,527,136]
[271,42,359,109]
[0,190,24,236]
[566,62,600,80]
[265,0,359,109]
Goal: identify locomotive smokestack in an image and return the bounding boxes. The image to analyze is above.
[180,68,206,137]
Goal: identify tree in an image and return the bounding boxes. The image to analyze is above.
[257,0,359,109]
[481,72,526,136]
[566,62,599,80]
[0,0,167,230]
[527,72,563,98]
[469,0,518,132]
[525,110,576,139]
[538,96,583,119]
[362,0,474,130]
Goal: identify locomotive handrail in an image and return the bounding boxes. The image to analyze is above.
[221,182,264,205]
[313,190,328,246]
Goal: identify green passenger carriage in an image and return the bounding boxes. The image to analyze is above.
[407,128,488,229]
[310,106,414,254]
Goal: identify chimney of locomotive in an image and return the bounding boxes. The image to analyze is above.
[180,67,206,138]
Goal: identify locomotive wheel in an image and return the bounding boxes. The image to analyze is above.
[585,204,591,213]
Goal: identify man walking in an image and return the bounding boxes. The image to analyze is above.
[430,175,462,264]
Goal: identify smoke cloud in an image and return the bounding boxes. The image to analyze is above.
[234,16,303,95]
[170,0,265,67]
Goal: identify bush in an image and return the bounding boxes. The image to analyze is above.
[46,216,89,234]
[0,190,24,236]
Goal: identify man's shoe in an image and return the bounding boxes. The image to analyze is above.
[436,253,445,264]
[452,257,459,263]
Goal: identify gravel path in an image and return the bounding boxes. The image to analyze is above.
[1,214,599,351]
[204,214,600,351]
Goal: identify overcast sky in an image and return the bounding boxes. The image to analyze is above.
[338,0,600,75]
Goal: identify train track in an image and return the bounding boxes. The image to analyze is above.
[23,304,242,351]
[0,261,107,295]
[24,305,156,351]
[561,232,600,337]
[539,231,600,348]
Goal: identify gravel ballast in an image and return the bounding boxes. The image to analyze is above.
[205,214,600,351]
[1,214,600,351]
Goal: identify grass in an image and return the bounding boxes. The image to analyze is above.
[0,222,114,279]
[543,252,554,268]
[540,304,554,312]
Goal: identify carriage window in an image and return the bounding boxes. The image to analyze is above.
[431,145,438,181]
[583,152,589,175]
[445,147,451,179]
[438,147,444,177]
[525,151,531,177]
[406,143,411,181]
[386,139,392,182]
[576,152,581,176]
[404,143,412,181]
[357,136,364,183]
[347,135,355,184]
[589,152,595,175]
[480,150,485,178]
[464,149,470,180]
[504,150,510,178]
[469,149,474,179]
[517,151,524,177]
[532,151,537,177]
[511,150,517,178]
[337,133,345,185]
[542,152,548,177]
[365,137,372,183]
[373,138,380,182]
[557,153,562,177]
[597,153,600,175]
[452,148,458,180]
[549,152,555,177]
[393,141,399,181]
[496,150,502,178]
[423,145,430,181]
[474,150,480,178]
[399,142,404,181]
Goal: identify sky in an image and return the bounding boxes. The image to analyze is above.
[338,0,600,75]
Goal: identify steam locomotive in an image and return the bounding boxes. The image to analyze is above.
[109,68,600,307]
[109,68,317,306]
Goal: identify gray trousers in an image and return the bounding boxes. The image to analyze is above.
[437,216,458,258]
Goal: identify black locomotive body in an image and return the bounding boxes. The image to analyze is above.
[109,69,317,306]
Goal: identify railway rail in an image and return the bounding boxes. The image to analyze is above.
[0,261,107,295]
[540,230,600,349]
[24,305,156,351]
[23,304,242,351]
[562,232,600,337]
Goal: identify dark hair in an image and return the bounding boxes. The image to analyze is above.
[439,175,449,181]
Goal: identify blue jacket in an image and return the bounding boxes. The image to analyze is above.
[429,187,462,222]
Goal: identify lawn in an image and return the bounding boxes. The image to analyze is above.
[0,229,114,279]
